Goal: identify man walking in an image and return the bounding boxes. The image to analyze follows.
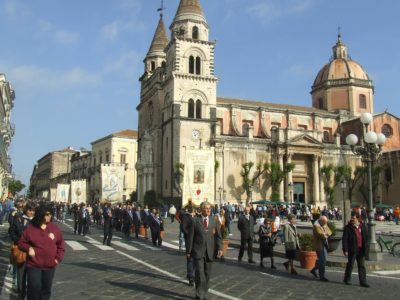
[342,211,369,287]
[186,201,222,300]
[310,216,331,281]
[103,202,113,246]
[237,205,255,263]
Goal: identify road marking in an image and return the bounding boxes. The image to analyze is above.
[327,269,400,280]
[130,240,161,251]
[373,270,400,275]
[112,241,139,251]
[66,218,74,222]
[98,235,121,240]
[116,250,242,300]
[161,241,180,250]
[0,265,17,297]
[260,272,280,279]
[86,236,114,250]
[65,240,88,250]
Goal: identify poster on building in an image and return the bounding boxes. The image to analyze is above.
[101,164,124,203]
[182,148,215,207]
[41,190,49,199]
[71,180,87,204]
[56,184,70,203]
[50,188,57,202]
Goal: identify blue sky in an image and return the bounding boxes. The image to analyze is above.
[1,0,400,188]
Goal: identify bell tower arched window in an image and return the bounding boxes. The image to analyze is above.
[188,99,195,118]
[189,56,195,74]
[195,100,202,119]
[196,57,201,75]
[192,26,199,39]
[359,94,367,109]
[151,61,155,71]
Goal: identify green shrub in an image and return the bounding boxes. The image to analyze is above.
[299,233,315,251]
[327,221,337,238]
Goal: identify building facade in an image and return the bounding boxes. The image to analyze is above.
[0,73,15,197]
[90,129,138,203]
[30,147,77,199]
[136,0,400,208]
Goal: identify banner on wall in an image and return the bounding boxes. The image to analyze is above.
[56,184,70,203]
[41,190,49,199]
[71,180,87,204]
[50,188,57,202]
[182,148,215,207]
[101,164,124,203]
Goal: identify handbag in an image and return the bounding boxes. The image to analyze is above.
[10,243,27,266]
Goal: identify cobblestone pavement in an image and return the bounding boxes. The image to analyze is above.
[0,218,399,300]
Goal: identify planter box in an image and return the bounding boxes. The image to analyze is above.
[328,237,341,253]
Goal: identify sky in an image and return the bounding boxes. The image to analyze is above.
[1,0,400,188]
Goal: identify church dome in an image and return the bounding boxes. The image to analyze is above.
[312,34,372,92]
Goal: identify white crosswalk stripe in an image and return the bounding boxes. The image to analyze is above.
[131,240,161,251]
[161,241,180,250]
[112,241,139,251]
[65,240,88,250]
[87,239,114,250]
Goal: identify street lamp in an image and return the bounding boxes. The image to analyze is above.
[345,112,386,261]
[340,180,347,227]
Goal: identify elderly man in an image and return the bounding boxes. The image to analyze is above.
[186,201,222,300]
[237,205,256,263]
[310,215,332,281]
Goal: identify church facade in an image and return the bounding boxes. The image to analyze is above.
[136,0,400,208]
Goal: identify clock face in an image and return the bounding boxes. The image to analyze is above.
[192,129,200,139]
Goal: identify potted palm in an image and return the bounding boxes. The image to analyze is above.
[298,233,317,270]
[327,221,341,252]
[221,227,229,256]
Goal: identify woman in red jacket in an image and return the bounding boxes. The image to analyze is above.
[19,205,65,300]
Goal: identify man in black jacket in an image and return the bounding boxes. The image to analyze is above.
[237,205,255,263]
[342,211,369,287]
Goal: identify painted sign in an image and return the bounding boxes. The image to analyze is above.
[56,184,70,203]
[101,164,124,202]
[182,148,215,207]
[71,180,87,204]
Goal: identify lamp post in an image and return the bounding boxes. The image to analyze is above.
[218,187,223,208]
[345,112,386,261]
[340,180,347,227]
[288,182,293,203]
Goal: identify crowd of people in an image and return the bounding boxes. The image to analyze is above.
[2,197,399,300]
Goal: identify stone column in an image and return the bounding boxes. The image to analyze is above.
[287,153,293,202]
[319,157,325,203]
[278,154,284,200]
[313,155,320,204]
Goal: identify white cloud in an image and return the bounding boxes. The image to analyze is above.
[55,30,79,45]
[9,65,101,91]
[37,19,53,32]
[247,0,315,24]
[1,0,32,20]
[101,21,120,40]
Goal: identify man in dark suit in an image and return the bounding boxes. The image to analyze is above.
[186,201,222,300]
[342,211,369,287]
[237,205,255,263]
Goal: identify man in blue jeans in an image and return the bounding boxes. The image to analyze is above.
[310,216,332,281]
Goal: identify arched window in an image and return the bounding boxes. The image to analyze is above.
[318,98,324,109]
[195,57,201,75]
[150,61,155,71]
[161,61,166,68]
[192,26,199,39]
[189,56,195,74]
[323,131,330,142]
[359,94,367,109]
[188,99,195,118]
[195,100,202,119]
[382,124,393,138]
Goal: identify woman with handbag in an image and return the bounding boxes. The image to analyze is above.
[10,201,34,296]
[19,205,65,300]
[258,217,276,269]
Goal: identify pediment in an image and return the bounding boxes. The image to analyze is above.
[287,133,324,147]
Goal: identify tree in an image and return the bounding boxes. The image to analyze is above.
[8,179,26,195]
[144,190,163,209]
[265,162,295,201]
[357,165,382,206]
[321,164,335,208]
[240,161,269,205]
[335,165,364,203]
